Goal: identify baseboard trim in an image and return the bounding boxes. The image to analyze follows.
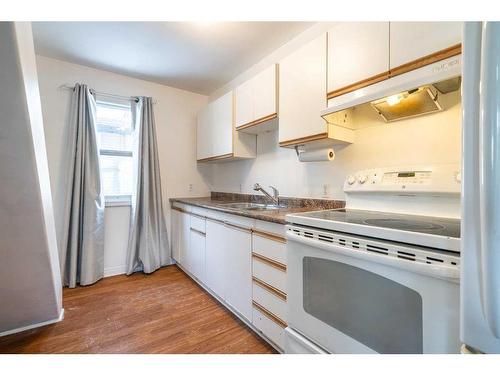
[104,265,127,277]
[0,308,65,337]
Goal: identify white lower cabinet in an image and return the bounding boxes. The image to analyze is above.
[189,227,206,284]
[171,209,181,262]
[224,223,253,322]
[205,219,227,299]
[173,204,287,351]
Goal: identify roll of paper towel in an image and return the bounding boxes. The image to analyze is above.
[298,148,335,162]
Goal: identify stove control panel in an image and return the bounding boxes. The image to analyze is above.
[344,164,461,195]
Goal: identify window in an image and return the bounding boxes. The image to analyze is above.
[95,99,135,205]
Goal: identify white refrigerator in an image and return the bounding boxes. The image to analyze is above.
[461,21,500,354]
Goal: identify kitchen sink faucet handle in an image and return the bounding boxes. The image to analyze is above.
[269,185,279,199]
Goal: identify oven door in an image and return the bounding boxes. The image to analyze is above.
[286,226,460,354]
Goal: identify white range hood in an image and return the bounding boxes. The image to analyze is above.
[321,55,462,123]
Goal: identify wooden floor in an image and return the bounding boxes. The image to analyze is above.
[0,266,276,354]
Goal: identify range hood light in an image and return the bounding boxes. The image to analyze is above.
[386,93,408,106]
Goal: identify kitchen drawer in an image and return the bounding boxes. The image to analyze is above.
[252,257,286,292]
[190,214,206,234]
[252,282,287,321]
[253,306,285,350]
[191,206,207,217]
[254,220,286,238]
[172,202,190,212]
[252,233,287,265]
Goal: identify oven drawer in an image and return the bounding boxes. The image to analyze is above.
[252,282,287,321]
[252,305,286,350]
[252,231,287,265]
[252,256,287,292]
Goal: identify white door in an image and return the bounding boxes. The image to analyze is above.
[253,64,278,121]
[390,22,462,68]
[235,78,254,128]
[171,209,180,262]
[205,219,227,299]
[224,223,252,321]
[179,212,191,269]
[190,228,206,283]
[328,22,389,93]
[211,91,233,157]
[196,105,211,160]
[279,33,327,144]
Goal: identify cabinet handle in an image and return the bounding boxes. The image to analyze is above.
[252,229,286,244]
[252,252,287,272]
[205,217,225,225]
[252,276,287,301]
[252,301,287,328]
[224,221,252,233]
[190,228,206,236]
[190,213,206,220]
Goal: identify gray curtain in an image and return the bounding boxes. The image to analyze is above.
[61,83,105,288]
[125,97,170,275]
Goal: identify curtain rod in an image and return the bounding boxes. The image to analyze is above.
[59,84,157,104]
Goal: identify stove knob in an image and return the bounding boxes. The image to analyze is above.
[347,175,356,185]
[358,175,368,184]
[455,172,462,183]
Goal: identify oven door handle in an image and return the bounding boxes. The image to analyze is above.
[287,232,460,282]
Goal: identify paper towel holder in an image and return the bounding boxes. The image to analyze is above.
[294,145,335,161]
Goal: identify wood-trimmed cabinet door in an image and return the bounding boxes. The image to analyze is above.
[224,224,252,321]
[327,22,390,97]
[210,91,233,158]
[205,219,227,299]
[171,209,181,262]
[252,64,278,123]
[389,22,462,69]
[278,33,327,145]
[179,212,191,269]
[196,105,212,161]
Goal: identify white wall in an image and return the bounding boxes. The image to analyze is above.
[36,55,210,276]
[0,22,62,335]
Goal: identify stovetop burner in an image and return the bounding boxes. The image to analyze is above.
[289,208,460,239]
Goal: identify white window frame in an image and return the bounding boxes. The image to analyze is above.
[95,98,135,207]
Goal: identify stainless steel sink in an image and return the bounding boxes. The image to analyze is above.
[217,202,285,211]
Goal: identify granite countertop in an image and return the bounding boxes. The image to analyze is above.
[170,192,345,224]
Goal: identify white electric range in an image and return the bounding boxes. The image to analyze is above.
[284,164,461,354]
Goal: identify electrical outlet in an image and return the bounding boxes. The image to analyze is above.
[239,183,242,192]
[188,184,193,192]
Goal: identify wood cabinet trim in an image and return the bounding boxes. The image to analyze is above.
[235,113,278,131]
[171,206,186,213]
[252,252,287,272]
[205,217,225,225]
[325,44,462,101]
[252,276,287,301]
[388,43,462,78]
[190,213,206,220]
[327,71,390,99]
[252,229,286,244]
[279,132,328,148]
[197,153,234,163]
[224,221,252,233]
[189,227,206,236]
[252,301,287,328]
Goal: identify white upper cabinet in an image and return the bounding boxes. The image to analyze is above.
[278,34,327,146]
[196,105,211,161]
[196,91,256,162]
[235,64,278,133]
[390,22,462,69]
[328,22,390,94]
[210,92,233,158]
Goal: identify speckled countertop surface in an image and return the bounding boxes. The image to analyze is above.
[170,192,345,224]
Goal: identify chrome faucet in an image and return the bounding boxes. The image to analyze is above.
[253,183,280,205]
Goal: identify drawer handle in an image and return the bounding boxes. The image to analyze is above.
[191,213,206,220]
[224,221,252,233]
[252,301,287,328]
[252,252,287,272]
[190,228,206,236]
[253,229,286,244]
[252,276,287,301]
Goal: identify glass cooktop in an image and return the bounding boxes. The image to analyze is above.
[291,209,460,239]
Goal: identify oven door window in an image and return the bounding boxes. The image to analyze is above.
[303,257,423,353]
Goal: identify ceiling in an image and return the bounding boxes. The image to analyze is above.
[32,22,313,95]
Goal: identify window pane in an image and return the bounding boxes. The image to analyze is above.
[96,101,134,152]
[100,154,134,197]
